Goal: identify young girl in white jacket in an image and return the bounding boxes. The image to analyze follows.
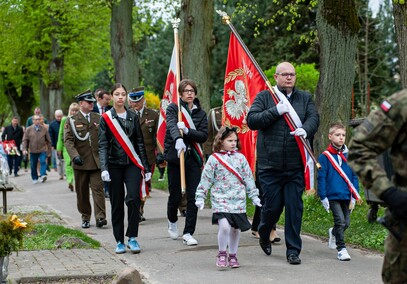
[195,126,261,269]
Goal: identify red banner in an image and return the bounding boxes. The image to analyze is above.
[223,33,267,173]
[157,47,178,153]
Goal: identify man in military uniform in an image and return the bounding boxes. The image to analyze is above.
[64,91,107,229]
[348,89,407,284]
[128,87,159,221]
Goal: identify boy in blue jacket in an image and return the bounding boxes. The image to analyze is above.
[317,122,360,261]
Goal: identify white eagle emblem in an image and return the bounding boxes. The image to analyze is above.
[160,82,175,112]
[225,80,249,120]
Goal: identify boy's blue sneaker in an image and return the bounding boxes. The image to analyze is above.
[115,241,126,254]
[127,237,141,254]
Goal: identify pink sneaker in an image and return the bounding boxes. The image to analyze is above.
[216,251,228,268]
[228,253,240,268]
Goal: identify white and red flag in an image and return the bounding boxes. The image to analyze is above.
[157,47,178,153]
[223,33,267,173]
[223,32,314,190]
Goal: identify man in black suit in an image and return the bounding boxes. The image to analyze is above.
[92,88,112,114]
[92,88,112,198]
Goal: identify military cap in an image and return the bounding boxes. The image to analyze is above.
[128,87,145,102]
[75,90,96,102]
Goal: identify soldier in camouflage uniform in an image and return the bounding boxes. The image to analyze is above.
[348,89,407,284]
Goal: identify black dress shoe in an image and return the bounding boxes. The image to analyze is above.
[81,220,90,229]
[139,214,146,222]
[287,254,301,265]
[96,218,107,228]
[259,238,272,255]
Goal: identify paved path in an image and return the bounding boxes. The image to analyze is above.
[5,170,384,283]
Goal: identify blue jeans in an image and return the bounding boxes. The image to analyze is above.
[329,200,350,251]
[7,154,21,175]
[30,152,47,181]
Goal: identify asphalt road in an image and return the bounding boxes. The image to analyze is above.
[7,170,384,284]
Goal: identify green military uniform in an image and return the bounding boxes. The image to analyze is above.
[64,110,106,225]
[348,89,407,284]
[137,107,159,169]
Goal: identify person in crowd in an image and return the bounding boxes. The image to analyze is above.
[98,83,151,254]
[203,105,222,160]
[64,91,107,229]
[26,107,48,127]
[348,89,407,283]
[22,115,51,183]
[49,109,64,179]
[92,88,112,199]
[57,103,79,191]
[247,62,320,265]
[21,126,28,172]
[164,79,208,246]
[93,88,112,114]
[195,126,261,268]
[128,86,159,222]
[1,116,24,177]
[318,122,360,261]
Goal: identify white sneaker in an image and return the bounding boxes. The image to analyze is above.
[183,233,198,246]
[40,175,47,183]
[32,179,38,184]
[328,228,336,249]
[337,248,351,261]
[168,221,179,240]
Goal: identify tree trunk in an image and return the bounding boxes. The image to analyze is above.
[110,0,139,90]
[315,0,360,155]
[393,3,407,88]
[179,0,214,112]
[47,34,64,119]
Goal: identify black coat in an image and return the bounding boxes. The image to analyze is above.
[1,124,24,148]
[163,98,208,165]
[98,108,150,172]
[247,88,319,171]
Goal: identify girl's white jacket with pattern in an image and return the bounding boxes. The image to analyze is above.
[195,151,259,213]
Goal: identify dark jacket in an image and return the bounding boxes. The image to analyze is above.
[247,88,319,170]
[1,124,24,148]
[98,108,150,172]
[48,120,61,147]
[164,98,208,165]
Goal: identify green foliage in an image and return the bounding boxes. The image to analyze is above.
[23,224,100,250]
[0,215,32,257]
[264,63,319,94]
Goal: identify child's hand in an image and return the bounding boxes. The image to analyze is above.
[195,200,204,210]
[321,197,330,213]
[252,197,262,207]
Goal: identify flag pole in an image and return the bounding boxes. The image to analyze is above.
[216,10,321,170]
[172,18,186,193]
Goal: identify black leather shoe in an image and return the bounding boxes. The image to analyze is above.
[96,218,107,228]
[81,220,90,229]
[287,254,301,265]
[259,238,272,255]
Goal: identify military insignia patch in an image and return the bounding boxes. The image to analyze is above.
[380,100,392,112]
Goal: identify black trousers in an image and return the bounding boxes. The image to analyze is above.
[258,168,304,257]
[109,164,142,243]
[167,157,201,235]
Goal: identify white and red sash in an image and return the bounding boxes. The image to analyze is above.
[180,106,204,162]
[212,152,244,185]
[272,86,315,190]
[322,151,361,200]
[102,111,148,198]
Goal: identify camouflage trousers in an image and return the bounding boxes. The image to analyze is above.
[382,209,407,284]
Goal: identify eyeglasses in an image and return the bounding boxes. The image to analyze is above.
[183,89,196,94]
[276,73,296,77]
